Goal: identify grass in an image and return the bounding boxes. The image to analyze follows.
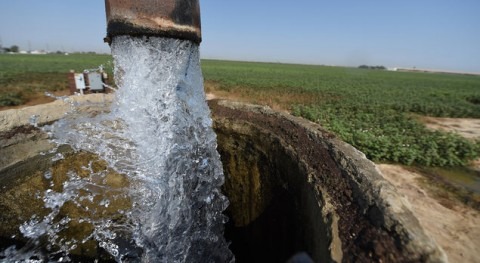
[1,54,480,167]
[201,60,480,167]
[202,60,480,117]
[0,53,113,106]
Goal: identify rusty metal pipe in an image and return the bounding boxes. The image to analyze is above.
[105,0,201,44]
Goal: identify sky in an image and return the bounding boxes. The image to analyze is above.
[0,0,479,72]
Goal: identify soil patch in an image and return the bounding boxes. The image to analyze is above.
[204,80,319,112]
[378,164,480,263]
[421,116,480,141]
[0,90,71,111]
[383,116,480,262]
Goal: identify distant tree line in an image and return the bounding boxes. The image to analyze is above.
[358,65,386,70]
[2,45,19,53]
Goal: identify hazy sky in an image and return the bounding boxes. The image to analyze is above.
[1,0,479,72]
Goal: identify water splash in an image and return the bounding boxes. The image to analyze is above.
[1,36,233,262]
[109,36,233,262]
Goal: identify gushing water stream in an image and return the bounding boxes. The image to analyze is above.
[0,36,233,262]
[109,36,233,262]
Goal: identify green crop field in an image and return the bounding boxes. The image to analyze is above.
[201,60,480,167]
[0,53,113,106]
[1,54,480,167]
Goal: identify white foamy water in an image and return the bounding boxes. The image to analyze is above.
[109,36,233,262]
[0,36,233,262]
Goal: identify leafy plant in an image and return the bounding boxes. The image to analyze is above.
[0,92,24,106]
[202,60,480,166]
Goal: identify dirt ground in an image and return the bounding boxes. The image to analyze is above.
[422,116,480,140]
[379,116,480,263]
[0,90,71,111]
[378,164,480,263]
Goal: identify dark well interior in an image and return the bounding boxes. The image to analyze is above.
[215,120,332,263]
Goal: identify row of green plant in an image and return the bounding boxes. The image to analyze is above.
[2,55,479,166]
[201,60,480,166]
[0,53,113,74]
[292,104,480,166]
[0,54,113,106]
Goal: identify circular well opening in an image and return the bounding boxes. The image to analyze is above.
[215,120,333,263]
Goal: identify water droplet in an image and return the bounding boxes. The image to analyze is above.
[44,171,52,180]
[29,115,39,127]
